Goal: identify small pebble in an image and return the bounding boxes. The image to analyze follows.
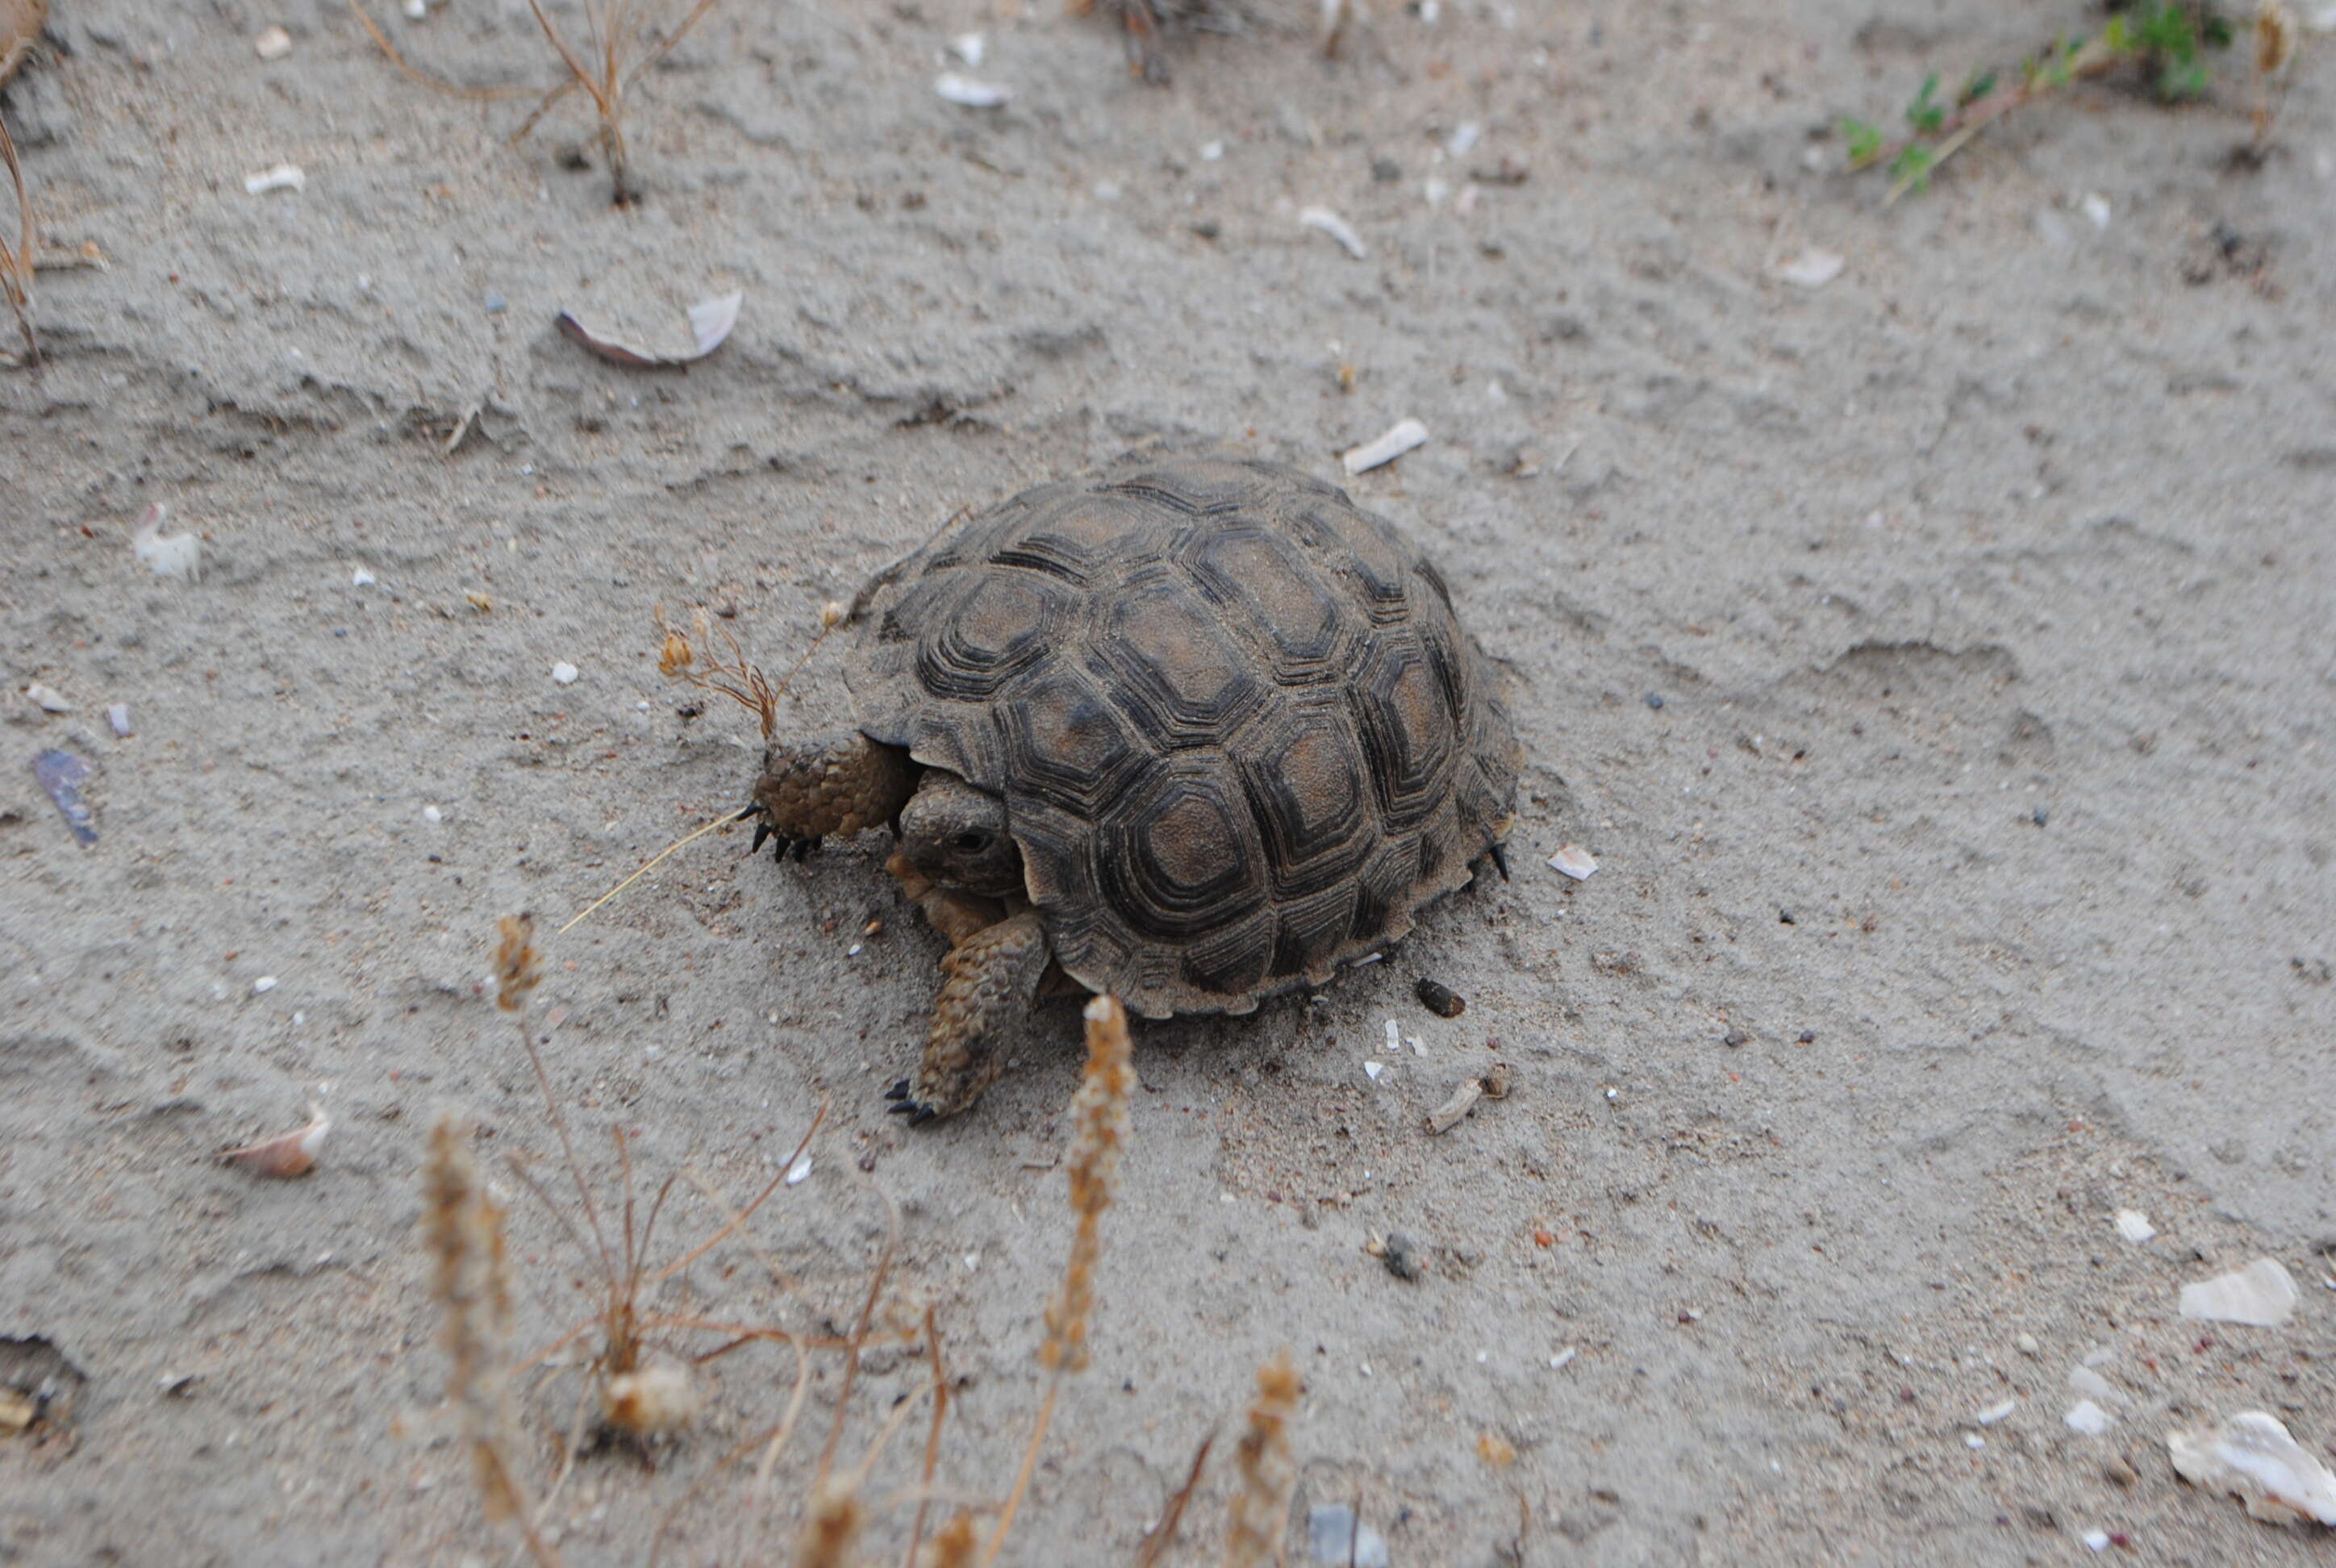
[2080,1529,2110,1553]
[1370,156,1403,182]
[1644,692,1665,710]
[254,25,292,59]
[423,805,443,824]
[483,290,507,315]
[106,703,132,737]
[352,567,376,586]
[1381,1231,1423,1281]
[784,1153,813,1186]
[1722,1028,1747,1048]
[2104,1453,2138,1487]
[252,976,278,995]
[23,683,72,713]
[2016,1332,2041,1357]
[1306,1504,1389,1568]
[551,662,581,686]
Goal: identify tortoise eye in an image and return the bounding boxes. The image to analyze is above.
[952,831,989,853]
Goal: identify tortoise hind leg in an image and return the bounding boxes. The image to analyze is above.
[886,911,1049,1124]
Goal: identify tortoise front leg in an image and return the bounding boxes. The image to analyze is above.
[747,731,915,862]
[886,911,1049,1124]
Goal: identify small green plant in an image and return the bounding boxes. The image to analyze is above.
[1840,3,2263,202]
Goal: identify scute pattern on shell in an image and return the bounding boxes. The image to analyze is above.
[849,455,1519,1019]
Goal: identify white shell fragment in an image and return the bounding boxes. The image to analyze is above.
[106,703,131,736]
[223,1107,330,1178]
[551,662,581,686]
[131,503,202,581]
[244,163,306,195]
[2169,1411,2336,1526]
[2115,1208,2156,1243]
[1341,417,1428,476]
[2065,1399,2115,1437]
[23,684,71,713]
[1299,206,1369,260]
[252,976,279,994]
[934,73,1010,107]
[255,25,292,59]
[784,1153,813,1186]
[557,290,743,368]
[1775,247,1844,289]
[352,567,376,586]
[1362,1060,1385,1082]
[2180,1257,2300,1327]
[1548,843,1599,880]
[1976,1399,2018,1426]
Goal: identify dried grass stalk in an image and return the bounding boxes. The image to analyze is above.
[1223,1351,1299,1568]
[981,995,1135,1564]
[427,1114,560,1565]
[0,111,35,368]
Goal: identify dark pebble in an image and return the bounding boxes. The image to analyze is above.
[483,290,507,315]
[1797,1030,1816,1044]
[1644,692,1665,710]
[1778,907,1796,924]
[2030,807,2049,827]
[1371,156,1403,183]
[1414,978,1466,1018]
[1722,1028,1747,1048]
[1382,1232,1423,1282]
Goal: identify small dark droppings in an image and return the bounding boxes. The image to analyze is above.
[1382,1232,1423,1281]
[1644,692,1665,710]
[1371,156,1403,182]
[2031,807,2050,827]
[1797,1030,1816,1044]
[1722,1028,1747,1048]
[1190,219,1221,240]
[1415,978,1466,1018]
[1778,907,1796,924]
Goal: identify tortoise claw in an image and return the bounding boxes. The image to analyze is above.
[886,1097,939,1126]
[883,1078,912,1102]
[1488,842,1512,882]
[750,821,772,856]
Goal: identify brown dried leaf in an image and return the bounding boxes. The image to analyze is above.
[557,289,742,368]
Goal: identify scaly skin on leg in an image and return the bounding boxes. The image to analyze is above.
[886,851,1004,947]
[748,732,916,861]
[886,911,1050,1124]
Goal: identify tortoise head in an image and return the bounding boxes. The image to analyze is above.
[899,772,1022,899]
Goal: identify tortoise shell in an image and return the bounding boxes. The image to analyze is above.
[848,454,1519,1019]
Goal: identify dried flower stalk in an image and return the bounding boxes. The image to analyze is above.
[1223,1351,1300,1568]
[426,1114,559,1564]
[494,913,542,1012]
[982,995,1136,1564]
[793,1479,864,1568]
[922,1512,979,1568]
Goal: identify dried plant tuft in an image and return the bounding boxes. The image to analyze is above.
[922,1512,980,1568]
[1223,1350,1300,1568]
[792,1479,864,1568]
[654,604,782,741]
[0,111,35,369]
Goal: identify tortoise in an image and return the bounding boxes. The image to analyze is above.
[746,452,1520,1121]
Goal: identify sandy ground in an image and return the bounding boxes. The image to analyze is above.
[4,0,2336,1562]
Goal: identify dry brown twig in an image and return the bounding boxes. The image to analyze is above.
[981,994,1136,1565]
[0,111,37,369]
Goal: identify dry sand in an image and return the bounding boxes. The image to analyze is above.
[4,0,2335,1562]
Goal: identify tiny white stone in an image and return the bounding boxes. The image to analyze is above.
[1447,121,1481,156]
[1200,140,1225,161]
[255,25,292,59]
[934,73,1010,108]
[2066,1399,2115,1437]
[244,163,306,196]
[2081,1529,2110,1552]
[1475,1351,1488,1363]
[1775,247,1845,289]
[1340,417,1428,475]
[2016,1332,2042,1357]
[1549,1347,1577,1370]
[107,703,132,736]
[2080,192,2112,230]
[963,1253,979,1271]
[1299,206,1370,261]
[947,31,985,65]
[1977,1398,2018,1426]
[423,805,443,823]
[1965,1433,1985,1449]
[252,976,278,994]
[2114,1208,2156,1243]
[403,0,426,17]
[352,568,376,586]
[1363,1061,1385,1082]
[24,684,72,713]
[784,1153,813,1186]
[2181,1257,2301,1326]
[551,662,581,686]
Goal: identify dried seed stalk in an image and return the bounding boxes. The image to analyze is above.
[981,995,1135,1565]
[0,111,35,369]
[921,1513,979,1568]
[794,1479,864,1568]
[1223,1351,1299,1568]
[426,1115,560,1565]
[494,912,543,1011]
